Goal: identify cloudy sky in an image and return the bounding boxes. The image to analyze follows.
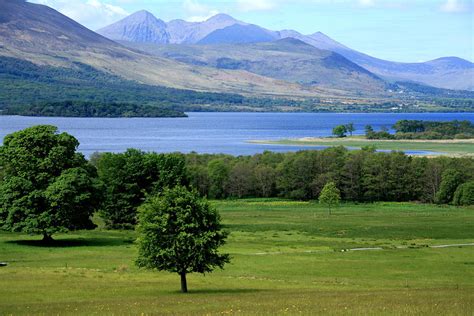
[30,0,473,62]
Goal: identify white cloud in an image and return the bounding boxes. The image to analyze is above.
[440,0,466,12]
[182,0,220,22]
[237,0,277,12]
[357,0,376,7]
[29,0,129,30]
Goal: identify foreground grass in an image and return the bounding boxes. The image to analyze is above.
[0,200,473,315]
[250,136,474,156]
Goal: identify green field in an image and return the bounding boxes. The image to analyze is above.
[251,137,474,156]
[1,200,473,315]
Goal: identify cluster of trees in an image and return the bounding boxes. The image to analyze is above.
[1,125,473,291]
[182,148,474,205]
[365,120,474,140]
[0,126,229,292]
[393,120,474,139]
[2,101,186,118]
[332,123,355,137]
[2,126,473,235]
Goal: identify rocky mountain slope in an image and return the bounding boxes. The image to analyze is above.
[0,0,333,97]
[98,11,473,91]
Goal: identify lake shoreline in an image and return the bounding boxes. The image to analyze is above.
[249,136,474,157]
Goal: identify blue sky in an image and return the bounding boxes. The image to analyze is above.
[31,0,473,62]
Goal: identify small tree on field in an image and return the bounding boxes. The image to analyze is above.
[319,181,341,215]
[136,186,230,293]
[332,125,347,138]
[346,123,355,136]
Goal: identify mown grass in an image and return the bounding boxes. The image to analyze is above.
[251,137,474,156]
[0,200,473,315]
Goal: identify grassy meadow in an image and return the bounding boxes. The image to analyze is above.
[0,200,473,315]
[251,136,474,157]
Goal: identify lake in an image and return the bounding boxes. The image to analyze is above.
[1,112,473,157]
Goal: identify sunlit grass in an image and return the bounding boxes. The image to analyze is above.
[0,200,473,314]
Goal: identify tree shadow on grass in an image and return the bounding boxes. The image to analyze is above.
[182,288,267,295]
[6,237,134,248]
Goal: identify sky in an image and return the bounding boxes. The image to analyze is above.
[29,0,474,63]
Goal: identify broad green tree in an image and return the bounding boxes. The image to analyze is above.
[0,125,101,241]
[332,125,347,138]
[319,181,341,215]
[453,181,474,206]
[136,186,230,293]
[436,169,464,204]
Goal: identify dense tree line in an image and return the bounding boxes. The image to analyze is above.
[366,120,474,139]
[181,148,474,204]
[2,101,186,118]
[2,126,473,234]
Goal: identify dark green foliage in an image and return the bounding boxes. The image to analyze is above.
[2,101,186,118]
[346,123,355,136]
[207,159,231,199]
[366,120,474,140]
[136,186,230,293]
[332,125,347,138]
[453,181,474,206]
[96,149,187,228]
[436,169,464,204]
[0,125,101,240]
[181,148,474,204]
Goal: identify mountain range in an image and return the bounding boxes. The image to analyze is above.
[0,0,473,114]
[0,0,326,98]
[98,10,474,91]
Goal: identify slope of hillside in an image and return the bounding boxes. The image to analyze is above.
[0,0,336,98]
[286,32,474,91]
[124,38,387,93]
[198,24,278,45]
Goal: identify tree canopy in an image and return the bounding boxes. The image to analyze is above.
[95,149,188,229]
[0,125,102,241]
[136,186,230,293]
[319,181,341,215]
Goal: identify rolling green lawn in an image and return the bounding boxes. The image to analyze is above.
[0,200,473,315]
[250,137,474,156]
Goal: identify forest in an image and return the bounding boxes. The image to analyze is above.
[1,125,473,231]
[1,101,187,117]
[88,146,474,228]
[365,120,474,139]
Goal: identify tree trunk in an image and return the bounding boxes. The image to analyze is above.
[180,272,188,293]
[42,233,53,243]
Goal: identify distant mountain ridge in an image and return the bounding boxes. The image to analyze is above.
[98,10,474,91]
[0,0,332,98]
[126,38,387,93]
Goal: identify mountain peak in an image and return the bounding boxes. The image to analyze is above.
[97,10,170,44]
[205,13,237,23]
[119,10,163,24]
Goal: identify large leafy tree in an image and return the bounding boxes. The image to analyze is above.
[0,125,102,241]
[136,186,230,293]
[436,169,464,204]
[453,181,474,206]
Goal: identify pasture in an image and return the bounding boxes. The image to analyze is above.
[0,200,473,315]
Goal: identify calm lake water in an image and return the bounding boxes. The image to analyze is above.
[1,112,473,157]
